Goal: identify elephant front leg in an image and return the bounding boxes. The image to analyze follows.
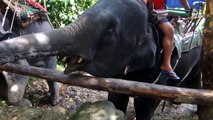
[134,96,161,120]
[47,81,60,105]
[108,92,129,113]
[45,56,60,105]
[0,73,9,99]
[2,60,32,106]
[3,71,31,106]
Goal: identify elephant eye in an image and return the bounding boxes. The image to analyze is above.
[101,25,117,44]
[106,21,116,34]
[108,27,114,34]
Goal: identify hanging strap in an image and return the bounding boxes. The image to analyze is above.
[0,0,13,40]
[9,0,19,32]
[147,0,154,11]
[1,0,12,27]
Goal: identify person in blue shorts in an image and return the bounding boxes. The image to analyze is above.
[144,0,190,80]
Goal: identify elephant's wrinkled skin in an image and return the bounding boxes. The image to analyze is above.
[0,0,202,119]
[0,11,60,106]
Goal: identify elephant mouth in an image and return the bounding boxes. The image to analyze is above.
[63,55,85,64]
[62,55,89,74]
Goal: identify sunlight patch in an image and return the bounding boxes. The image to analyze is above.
[10,85,18,92]
[35,33,49,44]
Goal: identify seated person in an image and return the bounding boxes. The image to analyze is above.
[144,0,190,80]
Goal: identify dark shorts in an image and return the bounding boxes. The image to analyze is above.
[159,17,169,24]
[150,10,169,25]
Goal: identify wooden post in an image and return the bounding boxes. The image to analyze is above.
[197,0,213,119]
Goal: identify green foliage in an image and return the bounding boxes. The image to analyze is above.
[0,100,7,106]
[44,0,97,28]
[56,63,65,72]
[38,0,97,66]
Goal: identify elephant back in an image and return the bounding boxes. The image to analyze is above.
[0,0,48,28]
[150,17,204,59]
[172,18,204,58]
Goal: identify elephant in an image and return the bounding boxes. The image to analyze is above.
[0,0,203,119]
[0,2,60,106]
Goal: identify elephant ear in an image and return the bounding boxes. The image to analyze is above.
[126,36,157,73]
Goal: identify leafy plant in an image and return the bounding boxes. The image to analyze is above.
[42,0,97,28]
[0,100,7,106]
[38,0,97,65]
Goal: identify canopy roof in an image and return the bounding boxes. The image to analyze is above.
[167,0,205,8]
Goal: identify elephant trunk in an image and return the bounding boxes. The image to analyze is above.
[0,15,97,65]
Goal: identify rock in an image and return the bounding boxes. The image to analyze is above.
[71,100,125,120]
[19,99,32,107]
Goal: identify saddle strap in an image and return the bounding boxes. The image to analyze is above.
[18,11,48,28]
[0,0,48,28]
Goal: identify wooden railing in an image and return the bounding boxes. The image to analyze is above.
[0,63,213,105]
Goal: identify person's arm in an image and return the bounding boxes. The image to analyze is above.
[179,0,190,10]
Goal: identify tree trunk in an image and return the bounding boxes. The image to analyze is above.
[197,0,213,119]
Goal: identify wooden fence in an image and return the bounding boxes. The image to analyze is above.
[0,63,213,105]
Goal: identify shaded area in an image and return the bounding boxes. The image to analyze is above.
[0,78,198,120]
[0,106,70,120]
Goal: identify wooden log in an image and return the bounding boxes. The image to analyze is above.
[0,63,213,105]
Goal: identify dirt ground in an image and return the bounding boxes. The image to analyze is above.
[0,78,198,120]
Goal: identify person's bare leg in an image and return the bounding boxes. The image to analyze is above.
[159,22,178,78]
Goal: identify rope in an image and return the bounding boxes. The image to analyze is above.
[43,0,47,11]
[1,0,12,27]
[10,0,19,32]
[148,0,154,11]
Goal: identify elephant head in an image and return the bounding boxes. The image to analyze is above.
[0,0,156,77]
